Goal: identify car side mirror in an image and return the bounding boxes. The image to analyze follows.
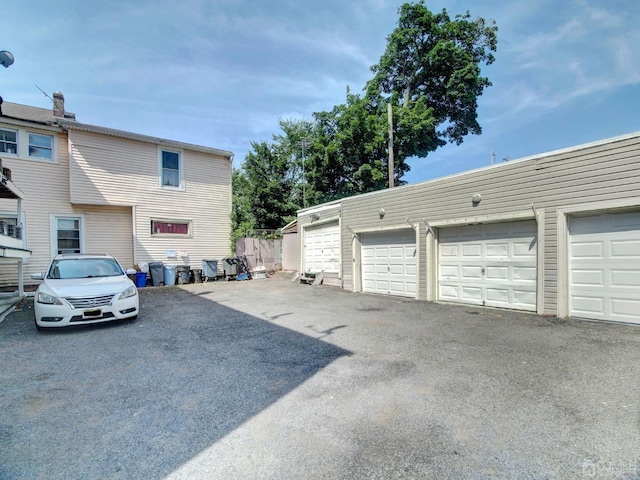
[30,273,44,280]
[125,268,137,275]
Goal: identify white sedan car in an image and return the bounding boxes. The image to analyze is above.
[32,254,139,330]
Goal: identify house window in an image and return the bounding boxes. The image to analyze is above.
[0,216,19,238]
[151,219,191,236]
[53,216,83,254]
[0,128,56,161]
[0,129,18,155]
[160,149,182,188]
[28,133,53,159]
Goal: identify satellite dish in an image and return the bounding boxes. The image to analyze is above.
[0,51,15,68]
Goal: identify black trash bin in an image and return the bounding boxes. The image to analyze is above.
[176,265,190,284]
[191,268,203,283]
[222,257,239,280]
[149,262,164,286]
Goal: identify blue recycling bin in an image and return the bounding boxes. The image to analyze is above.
[135,272,147,288]
[163,264,176,286]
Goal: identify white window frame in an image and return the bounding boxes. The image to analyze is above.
[158,147,184,190]
[28,132,54,160]
[150,218,193,237]
[50,214,85,259]
[0,127,19,156]
[0,126,58,163]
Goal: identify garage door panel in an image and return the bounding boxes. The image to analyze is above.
[440,245,458,257]
[463,244,482,257]
[305,222,340,273]
[486,288,508,303]
[572,296,604,315]
[514,266,536,281]
[572,242,603,258]
[569,211,640,324]
[389,264,405,275]
[439,220,537,312]
[461,286,482,302]
[612,299,640,318]
[462,266,482,279]
[513,290,536,307]
[611,270,640,287]
[361,229,416,298]
[486,243,508,257]
[440,265,458,279]
[486,266,508,280]
[513,242,536,257]
[572,269,603,286]
[612,240,640,257]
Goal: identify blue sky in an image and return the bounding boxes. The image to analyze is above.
[2,0,639,184]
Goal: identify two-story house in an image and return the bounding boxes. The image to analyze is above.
[0,92,233,287]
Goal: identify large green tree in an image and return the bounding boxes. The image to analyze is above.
[369,3,498,155]
[306,3,497,198]
[232,2,498,237]
[230,168,256,250]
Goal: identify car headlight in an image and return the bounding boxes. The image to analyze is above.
[37,292,63,305]
[118,285,138,300]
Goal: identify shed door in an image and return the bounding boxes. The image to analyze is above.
[569,211,640,324]
[438,220,537,311]
[361,229,417,298]
[304,221,340,273]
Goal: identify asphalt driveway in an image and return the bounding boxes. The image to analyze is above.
[1,274,639,479]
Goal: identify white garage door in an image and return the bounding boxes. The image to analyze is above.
[439,220,537,311]
[304,221,340,273]
[569,211,640,324]
[361,229,416,298]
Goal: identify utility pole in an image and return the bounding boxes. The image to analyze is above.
[387,103,394,189]
[299,137,311,208]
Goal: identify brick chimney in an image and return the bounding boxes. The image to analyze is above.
[53,91,65,118]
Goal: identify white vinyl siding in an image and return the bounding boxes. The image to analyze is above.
[332,133,640,318]
[0,123,231,286]
[438,220,537,311]
[569,211,640,324]
[67,130,232,269]
[361,229,417,298]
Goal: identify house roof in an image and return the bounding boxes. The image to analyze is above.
[281,219,297,233]
[0,101,61,126]
[58,119,234,159]
[0,177,25,199]
[0,100,233,159]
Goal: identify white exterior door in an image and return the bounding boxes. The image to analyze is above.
[361,229,417,298]
[569,211,640,324]
[438,220,537,311]
[304,221,340,273]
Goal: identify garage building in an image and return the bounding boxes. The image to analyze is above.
[296,132,640,325]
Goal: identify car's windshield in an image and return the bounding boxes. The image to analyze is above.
[47,258,124,280]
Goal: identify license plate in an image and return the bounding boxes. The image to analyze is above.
[83,309,102,319]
